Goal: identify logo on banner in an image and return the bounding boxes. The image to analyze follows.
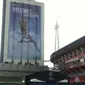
[74,76,80,83]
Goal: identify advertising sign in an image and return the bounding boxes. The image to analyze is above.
[1,0,44,65]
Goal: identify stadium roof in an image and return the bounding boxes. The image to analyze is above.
[50,36,85,63]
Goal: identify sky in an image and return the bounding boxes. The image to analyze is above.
[0,0,85,67]
[36,0,85,67]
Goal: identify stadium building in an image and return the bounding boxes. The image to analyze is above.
[50,36,85,83]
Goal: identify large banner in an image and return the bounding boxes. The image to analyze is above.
[2,0,44,65]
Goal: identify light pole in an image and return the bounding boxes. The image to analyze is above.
[53,21,59,70]
[55,21,59,51]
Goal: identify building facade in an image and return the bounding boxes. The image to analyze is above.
[50,36,85,83]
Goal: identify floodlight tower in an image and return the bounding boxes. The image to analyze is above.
[55,21,59,51]
[53,21,59,70]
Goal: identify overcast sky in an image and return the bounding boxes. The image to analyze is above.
[0,0,85,67]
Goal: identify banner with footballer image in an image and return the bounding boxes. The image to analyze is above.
[1,0,44,65]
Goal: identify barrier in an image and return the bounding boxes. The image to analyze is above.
[0,82,85,85]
